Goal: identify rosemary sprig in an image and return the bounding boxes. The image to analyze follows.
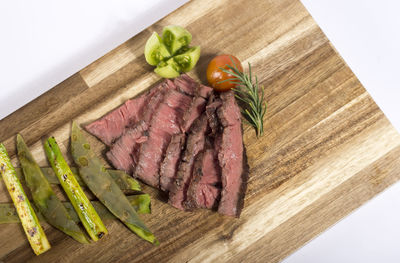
[218,59,267,137]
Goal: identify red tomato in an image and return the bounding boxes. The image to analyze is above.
[206,54,243,92]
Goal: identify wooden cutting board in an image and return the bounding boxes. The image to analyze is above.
[1,0,400,262]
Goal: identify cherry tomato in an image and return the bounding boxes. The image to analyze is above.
[206,54,243,92]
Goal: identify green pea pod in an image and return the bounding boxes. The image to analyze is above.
[44,137,108,241]
[17,134,89,244]
[162,25,192,55]
[12,167,141,191]
[0,143,50,255]
[0,194,151,224]
[70,122,157,244]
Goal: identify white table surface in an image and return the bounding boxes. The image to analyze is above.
[1,1,399,262]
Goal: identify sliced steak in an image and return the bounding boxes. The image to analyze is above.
[174,74,198,96]
[184,147,221,210]
[169,114,209,210]
[134,89,192,188]
[206,93,222,135]
[198,84,213,99]
[216,91,247,217]
[105,121,148,174]
[104,81,176,173]
[180,84,213,133]
[142,87,168,124]
[85,83,161,145]
[159,134,186,192]
[180,96,206,133]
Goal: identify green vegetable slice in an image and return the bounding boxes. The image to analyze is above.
[144,32,171,66]
[154,58,181,78]
[162,25,192,55]
[17,134,89,244]
[107,170,141,192]
[12,167,141,191]
[0,194,151,224]
[70,122,157,244]
[0,143,50,255]
[44,137,108,241]
[173,46,201,72]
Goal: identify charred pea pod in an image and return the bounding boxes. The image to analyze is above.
[0,194,151,224]
[44,137,108,241]
[17,134,89,244]
[12,167,141,191]
[107,170,141,192]
[70,122,157,244]
[0,143,50,255]
[144,32,171,66]
[162,25,192,55]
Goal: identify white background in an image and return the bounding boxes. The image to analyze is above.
[0,0,187,119]
[1,1,400,262]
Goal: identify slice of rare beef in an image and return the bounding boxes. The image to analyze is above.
[174,74,198,96]
[206,93,222,135]
[85,82,161,145]
[197,84,213,99]
[105,121,148,174]
[216,91,247,217]
[134,89,192,188]
[180,84,213,133]
[169,114,209,210]
[184,148,221,210]
[180,97,206,133]
[104,81,176,173]
[141,87,168,124]
[159,133,186,192]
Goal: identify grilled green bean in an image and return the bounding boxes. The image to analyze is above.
[44,137,108,241]
[0,143,50,255]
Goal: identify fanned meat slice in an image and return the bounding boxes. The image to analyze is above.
[134,89,192,188]
[169,115,209,210]
[184,147,221,210]
[206,93,222,135]
[85,82,161,145]
[174,74,198,96]
[159,134,186,192]
[104,81,176,173]
[197,84,213,99]
[142,87,168,124]
[105,121,148,173]
[180,97,206,133]
[216,91,247,217]
[180,84,213,133]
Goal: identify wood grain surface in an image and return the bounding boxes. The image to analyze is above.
[1,0,400,262]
